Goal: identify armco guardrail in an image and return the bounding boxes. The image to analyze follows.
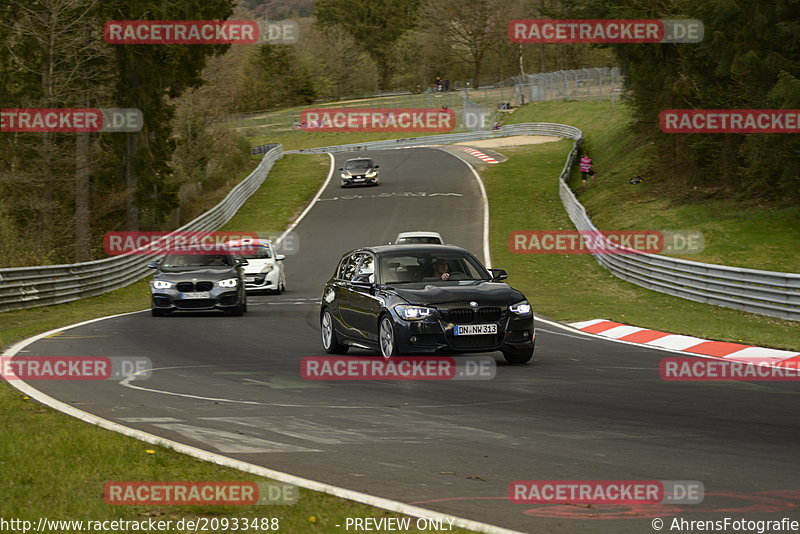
[0,145,283,313]
[288,123,799,321]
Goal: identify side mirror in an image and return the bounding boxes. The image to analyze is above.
[488,268,508,281]
[237,258,249,266]
[373,165,380,168]
[276,254,286,261]
[338,168,344,171]
[147,261,159,269]
[351,274,373,286]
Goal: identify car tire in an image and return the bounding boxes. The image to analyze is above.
[321,308,348,354]
[230,302,245,316]
[378,315,398,358]
[502,345,534,364]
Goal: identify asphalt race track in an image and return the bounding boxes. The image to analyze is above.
[17,148,800,533]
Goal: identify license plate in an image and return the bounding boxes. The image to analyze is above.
[180,292,210,299]
[454,324,497,336]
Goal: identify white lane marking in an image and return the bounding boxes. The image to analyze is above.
[153,423,321,453]
[317,192,463,202]
[203,417,367,445]
[118,417,182,423]
[275,152,334,248]
[535,327,595,341]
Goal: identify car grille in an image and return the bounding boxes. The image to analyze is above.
[176,281,214,292]
[441,307,503,324]
[477,307,502,322]
[174,299,215,309]
[449,334,502,350]
[442,308,474,323]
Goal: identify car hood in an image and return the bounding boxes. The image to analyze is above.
[154,267,238,280]
[388,281,525,306]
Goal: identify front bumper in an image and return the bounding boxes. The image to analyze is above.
[151,285,242,312]
[341,174,378,187]
[243,269,280,292]
[391,307,535,354]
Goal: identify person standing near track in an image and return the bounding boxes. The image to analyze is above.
[580,153,595,187]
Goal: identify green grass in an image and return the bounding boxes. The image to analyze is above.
[482,141,800,351]
[504,100,800,272]
[0,153,473,533]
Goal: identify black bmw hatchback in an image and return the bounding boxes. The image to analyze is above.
[320,245,535,363]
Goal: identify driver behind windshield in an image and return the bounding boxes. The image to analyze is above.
[432,258,450,280]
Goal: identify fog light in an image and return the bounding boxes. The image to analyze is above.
[410,336,417,343]
[523,330,529,338]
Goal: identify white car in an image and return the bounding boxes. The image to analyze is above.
[394,231,445,245]
[225,239,286,294]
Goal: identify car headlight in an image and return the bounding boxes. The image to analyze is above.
[395,304,436,320]
[366,170,377,177]
[152,280,172,289]
[340,173,350,179]
[261,264,274,273]
[217,278,239,288]
[509,300,532,316]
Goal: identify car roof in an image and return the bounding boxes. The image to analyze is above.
[165,244,235,254]
[225,238,273,247]
[396,231,443,239]
[346,244,471,256]
[344,157,373,162]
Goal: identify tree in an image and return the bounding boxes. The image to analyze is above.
[420,0,507,88]
[315,0,421,90]
[101,0,236,231]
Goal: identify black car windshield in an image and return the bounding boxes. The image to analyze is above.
[379,252,490,283]
[228,245,271,260]
[161,254,234,268]
[344,160,372,171]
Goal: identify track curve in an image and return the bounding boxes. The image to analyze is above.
[14,148,800,533]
